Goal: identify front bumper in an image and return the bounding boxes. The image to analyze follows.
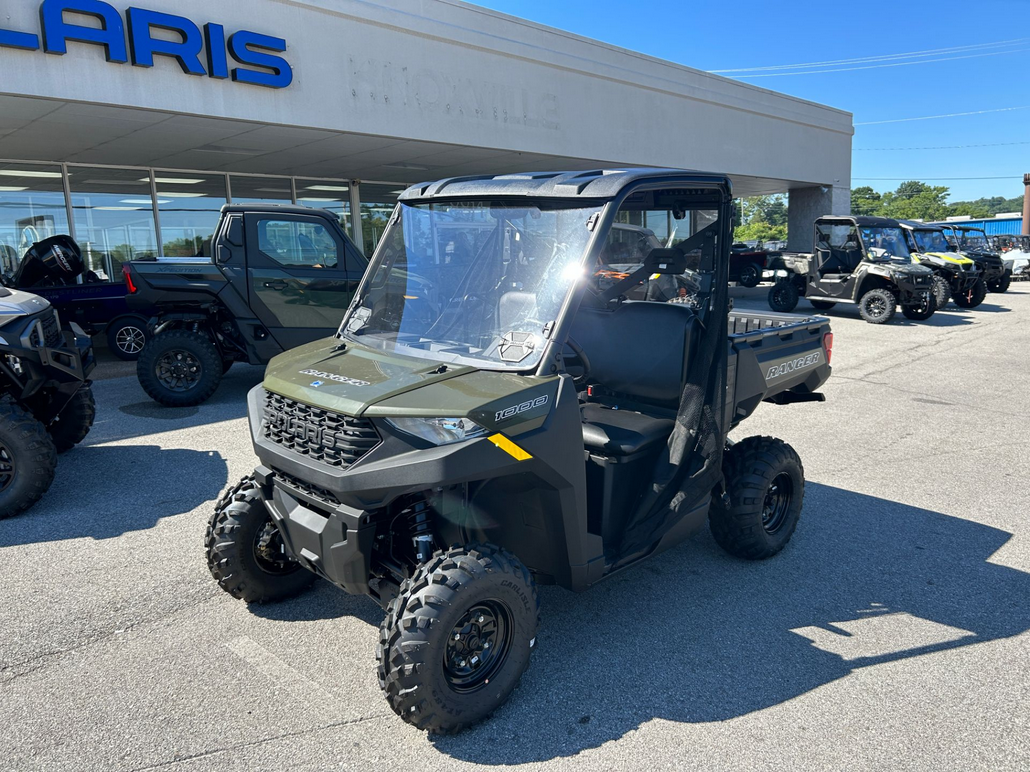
[894,275,934,306]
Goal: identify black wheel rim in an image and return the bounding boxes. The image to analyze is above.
[867,295,888,318]
[762,472,794,534]
[0,441,15,493]
[773,287,790,306]
[156,350,203,392]
[116,325,146,355]
[444,600,514,693]
[253,519,299,576]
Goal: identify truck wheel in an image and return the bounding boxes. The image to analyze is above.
[858,288,896,324]
[933,276,951,309]
[952,279,987,309]
[768,281,799,313]
[0,398,58,519]
[205,476,315,603]
[137,330,223,407]
[738,263,761,288]
[47,385,96,453]
[987,271,1012,293]
[809,300,836,311]
[710,436,804,560]
[378,544,539,734]
[106,317,148,361]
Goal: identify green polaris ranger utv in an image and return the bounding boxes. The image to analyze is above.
[898,221,984,309]
[206,169,833,733]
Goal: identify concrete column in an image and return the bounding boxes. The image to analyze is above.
[787,185,851,252]
[349,180,363,254]
[1022,174,1029,236]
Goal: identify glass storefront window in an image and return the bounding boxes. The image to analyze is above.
[156,172,227,257]
[229,175,292,205]
[69,167,158,279]
[358,183,404,255]
[296,179,351,239]
[0,162,70,279]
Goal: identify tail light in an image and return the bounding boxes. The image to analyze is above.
[823,332,833,365]
[122,263,137,294]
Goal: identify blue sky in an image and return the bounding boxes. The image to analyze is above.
[470,0,1030,203]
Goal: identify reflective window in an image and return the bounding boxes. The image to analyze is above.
[0,162,70,279]
[256,218,338,268]
[230,175,292,205]
[156,172,227,257]
[69,167,158,279]
[358,183,404,255]
[296,180,351,239]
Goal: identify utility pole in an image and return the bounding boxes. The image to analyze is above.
[1023,173,1030,236]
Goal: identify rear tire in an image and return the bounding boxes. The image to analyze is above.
[137,329,223,407]
[738,263,761,288]
[809,300,836,311]
[710,436,804,560]
[932,276,951,309]
[987,271,1011,293]
[952,278,987,309]
[47,385,96,453]
[378,543,539,734]
[106,317,148,361]
[768,281,799,313]
[0,398,57,519]
[205,476,315,603]
[858,288,897,324]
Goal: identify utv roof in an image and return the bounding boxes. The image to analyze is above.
[398,168,732,202]
[818,215,902,228]
[897,220,944,232]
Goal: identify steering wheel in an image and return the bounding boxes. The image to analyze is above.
[563,336,591,386]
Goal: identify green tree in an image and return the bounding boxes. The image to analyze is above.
[734,194,788,242]
[879,181,950,221]
[850,186,883,216]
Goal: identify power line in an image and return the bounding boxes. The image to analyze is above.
[727,47,1030,78]
[854,176,1020,181]
[856,105,1030,126]
[710,37,1030,73]
[856,140,1030,151]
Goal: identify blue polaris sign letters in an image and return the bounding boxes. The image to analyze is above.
[0,0,292,89]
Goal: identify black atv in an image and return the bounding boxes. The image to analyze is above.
[205,169,833,733]
[940,225,1009,295]
[0,237,96,517]
[898,221,984,310]
[769,215,937,324]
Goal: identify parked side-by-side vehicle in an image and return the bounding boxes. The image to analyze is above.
[204,168,833,733]
[939,225,1010,294]
[768,215,937,324]
[125,205,369,406]
[0,237,96,517]
[898,221,984,309]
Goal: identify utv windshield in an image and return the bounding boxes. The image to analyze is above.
[958,231,991,251]
[859,227,911,260]
[912,229,951,254]
[340,199,604,370]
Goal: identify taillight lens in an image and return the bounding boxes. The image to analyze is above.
[122,264,137,294]
[823,332,833,365]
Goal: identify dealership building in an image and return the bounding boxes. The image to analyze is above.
[0,0,852,278]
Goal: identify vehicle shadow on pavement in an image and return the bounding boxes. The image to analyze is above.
[432,482,1030,764]
[0,445,228,546]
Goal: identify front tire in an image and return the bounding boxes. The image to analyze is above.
[0,398,57,519]
[933,276,951,309]
[768,281,799,313]
[378,544,539,734]
[987,271,1012,293]
[858,287,897,324]
[952,278,987,309]
[137,329,223,407]
[901,292,937,321]
[710,436,804,560]
[205,476,315,603]
[738,263,761,288]
[106,317,148,361]
[47,385,96,453]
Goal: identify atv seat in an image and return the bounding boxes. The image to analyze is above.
[581,403,674,456]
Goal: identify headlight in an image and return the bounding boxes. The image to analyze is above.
[386,416,488,445]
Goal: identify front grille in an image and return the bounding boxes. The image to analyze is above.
[262,390,380,468]
[28,310,63,349]
[273,468,341,507]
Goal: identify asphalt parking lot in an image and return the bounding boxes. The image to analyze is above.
[2,284,1029,771]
